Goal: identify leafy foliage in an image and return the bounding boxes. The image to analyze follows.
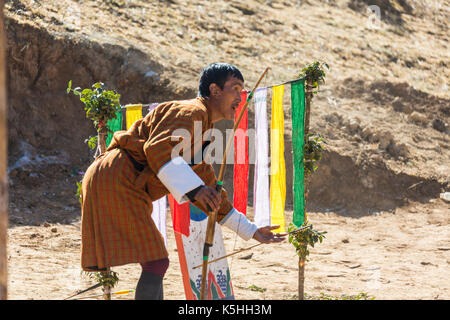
[67,81,121,204]
[67,81,121,131]
[85,136,98,150]
[83,270,120,292]
[304,292,376,300]
[288,223,327,261]
[304,132,327,177]
[298,61,329,94]
[248,285,267,293]
[75,180,82,205]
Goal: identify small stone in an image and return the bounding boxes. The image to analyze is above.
[392,98,411,114]
[439,192,450,203]
[327,274,345,277]
[239,253,253,260]
[361,127,373,140]
[377,131,394,150]
[323,112,342,125]
[409,112,428,126]
[387,142,409,159]
[346,120,360,134]
[432,119,447,133]
[342,239,349,243]
[51,227,58,233]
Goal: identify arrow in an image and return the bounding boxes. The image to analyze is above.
[194,225,311,269]
[68,289,135,300]
[63,282,102,300]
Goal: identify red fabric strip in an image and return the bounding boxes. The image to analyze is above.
[174,232,195,299]
[233,91,249,215]
[168,194,190,237]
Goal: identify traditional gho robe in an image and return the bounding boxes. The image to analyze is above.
[80,97,257,271]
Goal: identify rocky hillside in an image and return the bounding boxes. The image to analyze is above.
[3,0,449,224]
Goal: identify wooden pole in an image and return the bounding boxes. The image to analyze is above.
[96,127,112,300]
[298,81,313,300]
[0,0,8,300]
[98,124,107,155]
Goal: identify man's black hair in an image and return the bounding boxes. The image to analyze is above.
[198,63,244,97]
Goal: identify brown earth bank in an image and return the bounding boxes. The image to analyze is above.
[2,0,449,299]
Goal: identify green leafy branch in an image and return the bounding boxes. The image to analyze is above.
[75,181,82,205]
[248,285,267,293]
[304,132,327,177]
[85,136,98,150]
[304,292,376,300]
[82,270,120,292]
[67,81,121,131]
[288,223,327,261]
[298,61,329,94]
[68,81,122,203]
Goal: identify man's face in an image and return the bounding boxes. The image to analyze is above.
[211,76,244,121]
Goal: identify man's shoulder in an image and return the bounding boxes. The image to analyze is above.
[158,97,208,119]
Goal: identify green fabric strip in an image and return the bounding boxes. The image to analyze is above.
[291,80,306,227]
[106,111,123,148]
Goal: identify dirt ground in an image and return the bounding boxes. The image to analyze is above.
[7,199,449,300]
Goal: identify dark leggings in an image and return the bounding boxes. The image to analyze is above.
[135,258,170,300]
[139,258,170,277]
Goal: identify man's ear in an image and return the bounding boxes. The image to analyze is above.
[209,83,221,97]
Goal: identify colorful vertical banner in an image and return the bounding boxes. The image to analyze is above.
[148,102,159,113]
[106,111,122,148]
[152,196,167,246]
[169,195,234,300]
[291,80,307,227]
[270,85,286,233]
[168,194,190,237]
[233,91,249,215]
[253,88,271,227]
[126,104,143,129]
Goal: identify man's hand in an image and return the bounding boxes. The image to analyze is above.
[193,185,221,212]
[252,225,287,244]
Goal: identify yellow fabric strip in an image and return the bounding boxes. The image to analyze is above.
[270,85,286,233]
[126,105,143,129]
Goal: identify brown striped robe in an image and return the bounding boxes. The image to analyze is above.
[80,97,234,271]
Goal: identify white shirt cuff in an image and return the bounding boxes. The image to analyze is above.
[219,208,258,241]
[156,156,205,204]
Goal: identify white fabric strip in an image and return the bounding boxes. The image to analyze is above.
[219,208,258,241]
[253,88,271,227]
[148,102,159,113]
[157,156,205,203]
[151,196,167,246]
